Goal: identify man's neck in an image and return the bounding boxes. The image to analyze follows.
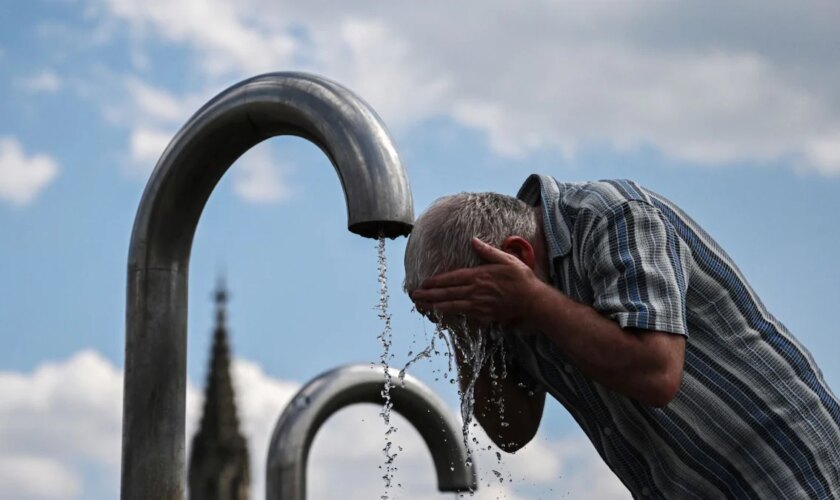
[533,208,552,283]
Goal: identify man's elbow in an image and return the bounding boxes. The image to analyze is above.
[636,331,685,408]
[644,366,683,408]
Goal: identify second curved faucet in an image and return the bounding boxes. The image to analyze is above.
[266,364,477,499]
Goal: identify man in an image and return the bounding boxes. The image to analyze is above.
[405,174,840,499]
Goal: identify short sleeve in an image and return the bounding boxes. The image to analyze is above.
[581,201,690,336]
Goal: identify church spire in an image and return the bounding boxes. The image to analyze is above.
[214,276,228,330]
[188,277,250,500]
[199,277,241,439]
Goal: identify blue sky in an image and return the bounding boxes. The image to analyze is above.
[1,1,839,499]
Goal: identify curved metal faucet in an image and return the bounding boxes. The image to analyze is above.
[122,72,414,500]
[266,364,477,499]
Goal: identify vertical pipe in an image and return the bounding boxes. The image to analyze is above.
[123,73,413,499]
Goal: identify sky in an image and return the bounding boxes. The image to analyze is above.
[1,0,839,498]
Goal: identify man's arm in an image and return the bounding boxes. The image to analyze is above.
[523,278,684,407]
[412,237,686,408]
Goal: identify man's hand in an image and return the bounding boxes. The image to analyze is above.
[410,237,545,328]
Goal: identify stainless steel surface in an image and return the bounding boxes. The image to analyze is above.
[266,364,477,499]
[122,72,415,500]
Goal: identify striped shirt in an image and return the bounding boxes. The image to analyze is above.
[513,174,840,499]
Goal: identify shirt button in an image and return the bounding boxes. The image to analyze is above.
[603,426,612,436]
[564,364,573,373]
[641,487,651,496]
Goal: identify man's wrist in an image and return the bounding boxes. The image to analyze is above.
[519,278,564,333]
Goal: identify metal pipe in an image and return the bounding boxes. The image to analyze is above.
[266,364,477,499]
[122,72,415,499]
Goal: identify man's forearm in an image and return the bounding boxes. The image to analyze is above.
[523,280,684,407]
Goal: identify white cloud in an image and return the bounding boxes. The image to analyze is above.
[100,77,204,133]
[0,351,121,499]
[95,0,297,76]
[84,0,840,175]
[306,18,450,130]
[105,79,203,175]
[0,456,81,500]
[0,350,628,499]
[17,70,62,93]
[0,351,122,465]
[124,77,196,124]
[541,436,630,499]
[102,77,298,200]
[804,132,840,175]
[232,144,294,204]
[128,127,172,172]
[0,137,60,206]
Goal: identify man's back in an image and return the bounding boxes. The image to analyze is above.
[517,175,840,499]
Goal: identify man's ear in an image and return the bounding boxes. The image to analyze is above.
[501,236,536,268]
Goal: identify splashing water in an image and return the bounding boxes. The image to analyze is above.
[449,321,498,476]
[376,235,398,499]
[398,302,524,495]
[487,334,515,489]
[445,321,521,496]
[398,323,453,387]
[397,339,434,387]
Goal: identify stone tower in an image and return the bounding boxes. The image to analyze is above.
[188,280,250,500]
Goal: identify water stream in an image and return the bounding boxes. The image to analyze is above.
[376,235,398,499]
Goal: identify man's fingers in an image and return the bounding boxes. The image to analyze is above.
[420,268,480,289]
[413,300,432,314]
[411,285,473,303]
[429,300,480,316]
[471,237,513,264]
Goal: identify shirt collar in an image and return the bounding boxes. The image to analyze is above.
[516,174,572,278]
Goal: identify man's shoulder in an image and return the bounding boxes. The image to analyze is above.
[558,178,657,216]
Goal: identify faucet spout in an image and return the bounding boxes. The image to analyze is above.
[129,72,413,271]
[122,73,414,500]
[266,364,477,499]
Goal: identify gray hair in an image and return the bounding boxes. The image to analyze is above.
[403,192,538,293]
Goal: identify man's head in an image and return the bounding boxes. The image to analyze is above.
[403,192,545,295]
